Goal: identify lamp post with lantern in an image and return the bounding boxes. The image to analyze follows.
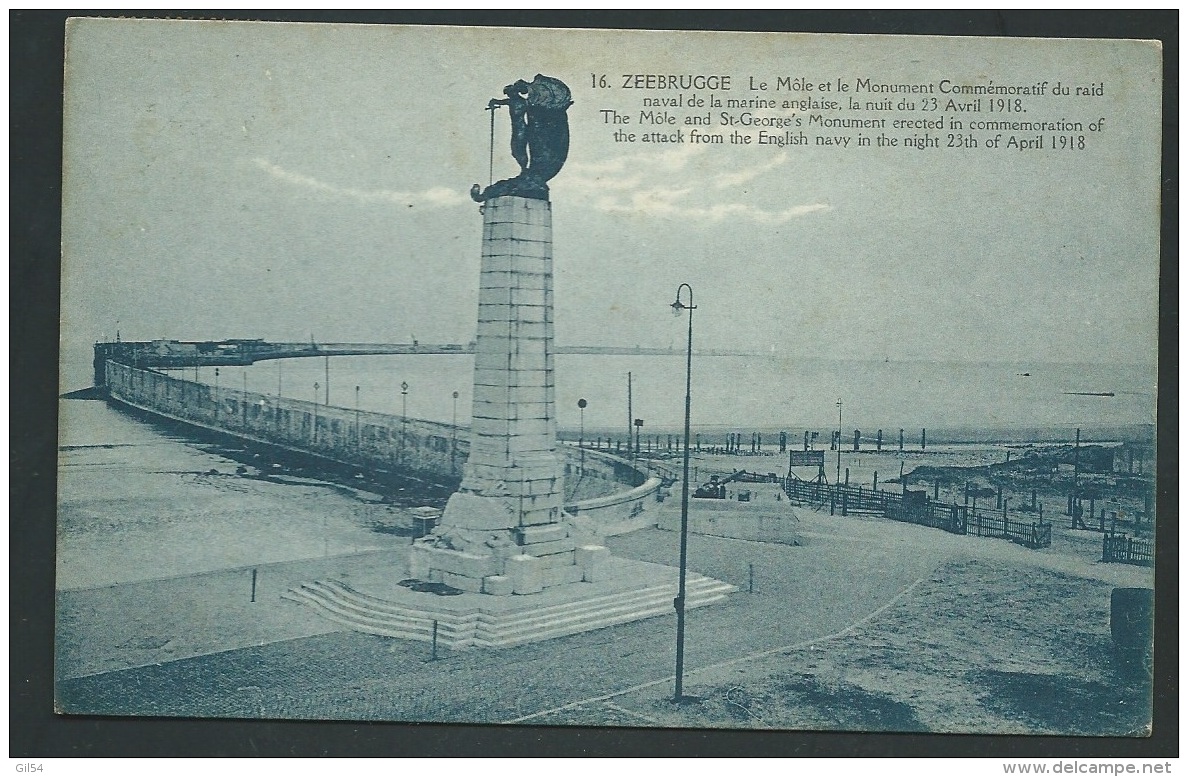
[670,282,696,703]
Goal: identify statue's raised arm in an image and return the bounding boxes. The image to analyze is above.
[471,75,573,203]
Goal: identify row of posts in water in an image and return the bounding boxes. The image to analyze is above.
[569,428,931,455]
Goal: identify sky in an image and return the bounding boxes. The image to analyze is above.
[60,20,1162,388]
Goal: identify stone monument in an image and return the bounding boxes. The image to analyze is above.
[410,76,610,595]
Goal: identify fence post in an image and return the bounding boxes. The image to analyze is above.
[431,619,439,661]
[841,490,848,516]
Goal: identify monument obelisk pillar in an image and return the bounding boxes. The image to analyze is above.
[410,75,609,595]
[440,195,565,530]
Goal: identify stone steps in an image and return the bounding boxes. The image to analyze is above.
[282,574,736,649]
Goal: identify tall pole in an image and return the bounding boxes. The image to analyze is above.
[578,398,588,464]
[242,369,248,426]
[277,360,283,397]
[627,372,633,455]
[324,355,330,405]
[671,283,696,702]
[1073,427,1081,507]
[836,399,843,485]
[355,385,361,451]
[214,368,220,421]
[451,390,460,474]
[401,381,409,464]
[312,382,319,444]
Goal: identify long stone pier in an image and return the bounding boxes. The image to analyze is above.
[99,358,660,522]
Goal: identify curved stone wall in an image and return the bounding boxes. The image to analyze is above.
[102,360,656,522]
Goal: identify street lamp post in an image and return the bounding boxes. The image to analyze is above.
[670,282,696,703]
[401,381,409,464]
[577,398,587,464]
[214,368,220,422]
[835,399,843,485]
[451,390,460,474]
[355,385,361,451]
[313,382,320,444]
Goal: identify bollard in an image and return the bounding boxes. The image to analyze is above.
[250,568,258,603]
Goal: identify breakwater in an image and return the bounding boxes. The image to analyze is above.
[101,359,658,518]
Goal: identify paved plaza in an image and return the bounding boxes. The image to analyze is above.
[56,401,1151,732]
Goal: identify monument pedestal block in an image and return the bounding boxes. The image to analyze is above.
[482,575,514,596]
[577,545,612,583]
[507,554,544,595]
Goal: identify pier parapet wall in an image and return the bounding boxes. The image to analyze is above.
[102,360,656,515]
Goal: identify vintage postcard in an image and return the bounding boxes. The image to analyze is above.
[57,19,1161,735]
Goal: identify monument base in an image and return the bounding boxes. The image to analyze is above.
[410,513,607,595]
[284,554,737,650]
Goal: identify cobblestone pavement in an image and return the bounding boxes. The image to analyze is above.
[57,502,1151,727]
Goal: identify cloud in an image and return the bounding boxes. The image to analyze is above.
[252,158,470,209]
[595,192,831,223]
[712,153,789,189]
[557,147,826,224]
[566,144,707,178]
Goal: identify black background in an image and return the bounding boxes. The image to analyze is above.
[11,9,1178,758]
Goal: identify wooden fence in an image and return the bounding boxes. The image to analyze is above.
[782,477,1052,549]
[1102,533,1154,567]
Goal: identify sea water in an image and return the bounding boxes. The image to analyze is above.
[153,354,1155,444]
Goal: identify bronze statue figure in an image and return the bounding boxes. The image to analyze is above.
[471,75,573,202]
